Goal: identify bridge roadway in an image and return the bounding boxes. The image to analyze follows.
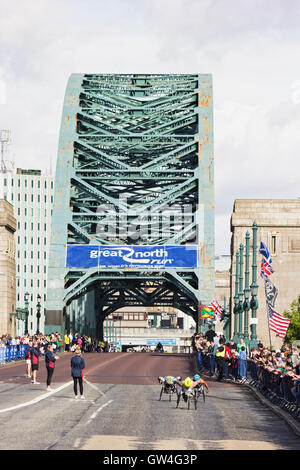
[0,352,299,451]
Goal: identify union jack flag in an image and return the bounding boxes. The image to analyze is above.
[260,259,274,279]
[209,300,224,321]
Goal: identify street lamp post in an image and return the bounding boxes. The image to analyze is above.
[223,296,231,341]
[238,243,244,340]
[250,221,258,349]
[243,231,251,349]
[36,294,41,335]
[233,250,240,343]
[24,292,29,335]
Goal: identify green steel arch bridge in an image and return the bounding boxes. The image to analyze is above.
[45,74,215,338]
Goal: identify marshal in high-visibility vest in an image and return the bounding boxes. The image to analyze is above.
[215,345,225,357]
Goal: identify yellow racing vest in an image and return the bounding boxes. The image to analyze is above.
[216,346,225,357]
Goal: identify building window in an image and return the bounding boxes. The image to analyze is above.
[271,235,276,254]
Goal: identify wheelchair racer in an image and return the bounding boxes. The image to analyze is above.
[192,373,210,393]
[157,375,181,386]
[176,374,210,405]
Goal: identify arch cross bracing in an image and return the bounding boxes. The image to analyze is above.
[45,74,214,337]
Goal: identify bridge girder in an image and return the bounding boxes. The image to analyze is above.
[45,74,214,337]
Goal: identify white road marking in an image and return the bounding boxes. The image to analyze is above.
[84,378,105,396]
[86,399,113,425]
[0,381,73,414]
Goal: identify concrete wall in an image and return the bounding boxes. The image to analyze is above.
[231,199,300,348]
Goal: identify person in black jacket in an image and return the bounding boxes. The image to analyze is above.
[45,344,59,391]
[71,347,86,399]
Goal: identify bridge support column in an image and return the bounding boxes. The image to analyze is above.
[45,308,65,337]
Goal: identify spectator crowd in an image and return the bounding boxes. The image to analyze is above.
[191,326,300,419]
[0,332,119,356]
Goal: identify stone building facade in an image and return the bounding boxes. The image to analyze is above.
[0,200,16,336]
[231,199,300,348]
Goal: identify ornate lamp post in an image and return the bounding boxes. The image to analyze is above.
[238,243,244,340]
[233,250,240,343]
[36,294,41,335]
[243,231,251,349]
[24,292,29,335]
[222,296,231,341]
[250,221,258,349]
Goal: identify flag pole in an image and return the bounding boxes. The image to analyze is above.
[263,271,273,351]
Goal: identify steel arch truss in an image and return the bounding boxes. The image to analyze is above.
[45,74,214,336]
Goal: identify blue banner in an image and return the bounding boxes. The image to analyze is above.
[147,338,177,346]
[66,245,198,269]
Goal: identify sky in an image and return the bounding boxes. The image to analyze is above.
[1,0,300,255]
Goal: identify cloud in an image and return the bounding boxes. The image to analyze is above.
[1,0,300,256]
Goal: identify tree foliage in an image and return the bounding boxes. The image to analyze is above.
[283,296,300,344]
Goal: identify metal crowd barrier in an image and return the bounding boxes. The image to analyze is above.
[0,345,27,365]
[248,359,300,419]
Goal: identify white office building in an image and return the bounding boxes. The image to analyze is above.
[0,168,54,335]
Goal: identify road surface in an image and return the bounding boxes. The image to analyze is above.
[0,352,299,450]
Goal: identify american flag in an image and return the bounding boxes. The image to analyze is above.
[260,259,274,279]
[268,305,290,339]
[209,300,224,321]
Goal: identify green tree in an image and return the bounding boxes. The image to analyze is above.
[282,296,300,344]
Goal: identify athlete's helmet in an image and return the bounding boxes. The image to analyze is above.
[166,376,173,385]
[184,377,192,388]
[193,374,201,381]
